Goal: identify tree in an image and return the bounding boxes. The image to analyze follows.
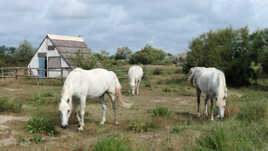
[129,45,166,64]
[100,50,109,58]
[15,40,34,60]
[249,28,268,73]
[72,49,97,70]
[183,26,253,86]
[115,46,132,60]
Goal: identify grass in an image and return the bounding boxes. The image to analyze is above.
[237,100,267,123]
[128,120,157,133]
[152,106,170,117]
[0,96,22,113]
[191,122,268,151]
[92,135,133,151]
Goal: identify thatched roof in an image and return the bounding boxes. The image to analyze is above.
[47,34,91,66]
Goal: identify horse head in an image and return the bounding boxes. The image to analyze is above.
[59,96,72,129]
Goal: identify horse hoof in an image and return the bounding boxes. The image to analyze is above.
[115,121,119,126]
[78,127,84,131]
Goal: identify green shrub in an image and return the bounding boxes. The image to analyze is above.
[165,78,187,85]
[93,135,133,151]
[237,100,267,123]
[152,68,163,75]
[0,96,22,113]
[153,106,169,117]
[72,49,97,70]
[25,116,56,136]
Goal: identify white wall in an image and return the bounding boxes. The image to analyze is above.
[28,37,70,77]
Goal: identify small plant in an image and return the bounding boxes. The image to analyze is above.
[237,100,267,123]
[17,135,27,144]
[42,91,53,97]
[0,96,22,113]
[152,68,163,75]
[162,88,172,93]
[157,80,163,85]
[143,80,152,88]
[93,135,133,151]
[29,135,44,144]
[30,96,46,105]
[129,121,156,133]
[25,116,56,136]
[170,125,186,134]
[153,106,169,117]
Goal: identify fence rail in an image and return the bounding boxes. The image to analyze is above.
[0,67,128,83]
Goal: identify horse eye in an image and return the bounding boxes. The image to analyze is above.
[67,110,70,113]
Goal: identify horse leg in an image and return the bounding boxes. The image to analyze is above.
[108,93,119,125]
[204,95,209,117]
[137,80,141,96]
[196,88,201,117]
[100,95,107,125]
[135,80,138,95]
[78,95,86,131]
[210,98,214,121]
[73,99,81,125]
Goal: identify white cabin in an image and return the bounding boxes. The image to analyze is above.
[28,34,90,78]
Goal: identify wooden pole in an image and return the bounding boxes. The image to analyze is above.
[61,68,63,84]
[15,69,18,80]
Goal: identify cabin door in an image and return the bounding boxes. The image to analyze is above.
[38,53,47,78]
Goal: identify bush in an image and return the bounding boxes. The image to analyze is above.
[237,100,267,123]
[93,135,133,151]
[170,125,186,134]
[0,96,22,113]
[153,106,169,117]
[25,116,56,136]
[129,44,166,64]
[183,26,254,86]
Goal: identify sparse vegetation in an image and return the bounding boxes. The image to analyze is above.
[93,135,133,151]
[237,100,267,123]
[0,96,22,113]
[152,68,163,75]
[128,121,157,133]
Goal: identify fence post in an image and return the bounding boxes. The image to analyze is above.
[61,68,63,84]
[15,69,18,80]
[1,68,3,81]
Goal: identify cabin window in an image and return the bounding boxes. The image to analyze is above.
[48,45,55,50]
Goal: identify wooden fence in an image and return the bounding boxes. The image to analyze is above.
[0,67,128,83]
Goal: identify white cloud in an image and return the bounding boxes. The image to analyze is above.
[0,0,267,54]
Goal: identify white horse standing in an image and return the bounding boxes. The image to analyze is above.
[128,65,143,95]
[59,68,132,131]
[189,67,227,120]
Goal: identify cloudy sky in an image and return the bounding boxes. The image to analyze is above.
[0,0,267,54]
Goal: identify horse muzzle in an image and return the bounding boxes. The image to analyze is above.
[61,125,68,129]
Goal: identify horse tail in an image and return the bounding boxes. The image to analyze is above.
[111,71,132,108]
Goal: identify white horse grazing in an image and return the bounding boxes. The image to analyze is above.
[188,67,227,120]
[59,68,132,131]
[128,65,143,95]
